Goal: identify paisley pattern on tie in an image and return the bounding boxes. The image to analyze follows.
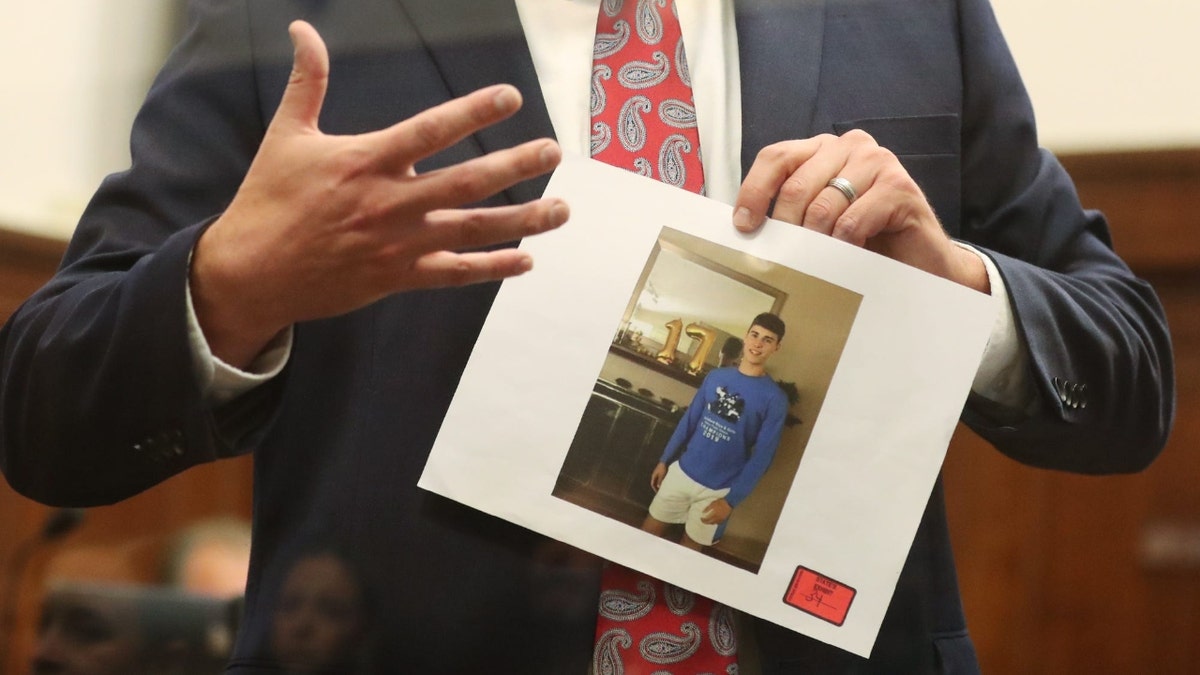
[599,578,657,621]
[593,565,738,674]
[675,36,691,87]
[591,0,705,193]
[658,134,692,189]
[592,122,613,155]
[618,52,671,89]
[594,628,634,675]
[617,97,652,152]
[592,65,613,116]
[640,623,702,664]
[658,100,697,129]
[594,21,632,59]
[663,583,695,616]
[709,603,738,656]
[635,0,668,44]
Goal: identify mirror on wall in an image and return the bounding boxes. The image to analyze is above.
[611,237,787,386]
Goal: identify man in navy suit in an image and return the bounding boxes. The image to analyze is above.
[0,1,1174,672]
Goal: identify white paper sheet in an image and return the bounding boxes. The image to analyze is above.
[419,155,996,657]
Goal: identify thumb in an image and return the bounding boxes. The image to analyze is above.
[274,21,329,132]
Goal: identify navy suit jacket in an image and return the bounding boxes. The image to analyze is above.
[0,1,1174,673]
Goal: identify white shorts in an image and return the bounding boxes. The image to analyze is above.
[647,462,731,546]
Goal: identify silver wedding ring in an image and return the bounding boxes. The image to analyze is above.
[826,177,858,204]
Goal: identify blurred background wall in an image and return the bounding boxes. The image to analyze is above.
[0,2,1197,673]
[996,0,1200,152]
[0,2,182,241]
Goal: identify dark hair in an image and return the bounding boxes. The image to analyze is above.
[749,312,785,340]
[720,337,743,361]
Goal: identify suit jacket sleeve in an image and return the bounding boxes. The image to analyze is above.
[0,1,279,506]
[953,0,1174,474]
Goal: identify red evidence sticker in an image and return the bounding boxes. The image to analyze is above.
[784,566,856,626]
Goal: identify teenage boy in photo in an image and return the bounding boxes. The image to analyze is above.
[643,312,789,551]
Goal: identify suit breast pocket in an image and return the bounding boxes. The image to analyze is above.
[832,115,962,237]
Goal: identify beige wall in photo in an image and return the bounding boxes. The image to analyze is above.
[603,228,862,567]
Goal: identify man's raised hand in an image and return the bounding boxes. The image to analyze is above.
[190,21,568,368]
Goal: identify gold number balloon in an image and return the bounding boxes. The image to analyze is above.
[684,323,717,374]
[656,318,683,364]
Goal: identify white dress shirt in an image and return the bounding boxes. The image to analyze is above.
[189,0,1031,410]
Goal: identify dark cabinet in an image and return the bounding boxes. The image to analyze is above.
[555,380,686,525]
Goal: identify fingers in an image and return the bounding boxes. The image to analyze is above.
[733,130,964,279]
[733,137,821,233]
[276,21,330,133]
[408,248,535,288]
[800,165,876,242]
[735,131,876,232]
[764,137,851,228]
[373,84,527,171]
[699,498,732,525]
[415,198,570,254]
[361,198,566,291]
[274,35,533,181]
[734,130,932,246]
[400,138,563,217]
[736,132,873,233]
[650,464,666,492]
[820,171,890,247]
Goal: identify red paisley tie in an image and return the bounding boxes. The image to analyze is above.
[590,2,736,673]
[594,564,738,675]
[590,0,706,195]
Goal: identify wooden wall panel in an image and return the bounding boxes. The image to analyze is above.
[945,149,1200,674]
[1060,151,1200,272]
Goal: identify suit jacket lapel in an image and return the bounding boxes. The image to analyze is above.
[395,0,554,204]
[735,0,827,179]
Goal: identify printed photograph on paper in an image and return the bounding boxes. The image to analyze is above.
[552,227,862,573]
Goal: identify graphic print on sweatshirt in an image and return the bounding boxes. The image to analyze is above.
[699,386,744,445]
[709,386,744,422]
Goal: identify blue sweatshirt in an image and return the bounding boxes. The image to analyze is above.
[659,367,788,507]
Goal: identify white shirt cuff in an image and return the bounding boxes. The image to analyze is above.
[185,278,292,405]
[957,242,1034,411]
